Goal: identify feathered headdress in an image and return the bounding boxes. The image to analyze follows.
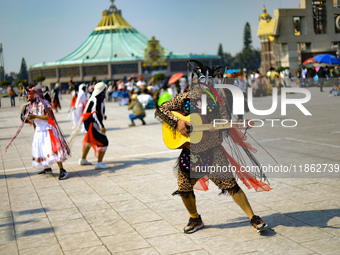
[187,60,224,105]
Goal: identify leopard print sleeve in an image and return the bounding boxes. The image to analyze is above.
[155,92,189,128]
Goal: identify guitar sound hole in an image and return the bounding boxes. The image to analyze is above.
[187,125,193,136]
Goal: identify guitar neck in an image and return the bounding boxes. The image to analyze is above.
[193,123,232,132]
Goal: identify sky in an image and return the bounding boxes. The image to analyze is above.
[0,0,301,73]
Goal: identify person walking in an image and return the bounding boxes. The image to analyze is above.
[73,84,87,132]
[317,66,326,92]
[78,82,110,169]
[9,86,16,107]
[52,83,61,113]
[4,86,70,180]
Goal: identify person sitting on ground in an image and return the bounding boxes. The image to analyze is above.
[128,94,146,126]
[329,78,340,96]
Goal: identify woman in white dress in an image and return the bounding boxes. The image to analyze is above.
[73,84,87,132]
[3,86,71,180]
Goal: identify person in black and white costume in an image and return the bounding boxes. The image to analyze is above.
[78,82,110,169]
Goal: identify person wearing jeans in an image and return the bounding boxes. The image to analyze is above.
[128,94,146,127]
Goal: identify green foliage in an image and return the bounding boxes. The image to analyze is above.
[152,73,165,82]
[243,22,252,49]
[35,75,46,83]
[275,66,289,73]
[0,80,10,87]
[18,58,28,81]
[236,47,261,72]
[221,52,238,69]
[217,43,224,57]
[216,22,260,71]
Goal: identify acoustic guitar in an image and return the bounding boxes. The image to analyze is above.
[162,111,252,149]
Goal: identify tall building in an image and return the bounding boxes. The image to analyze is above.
[257,0,340,73]
[29,0,220,87]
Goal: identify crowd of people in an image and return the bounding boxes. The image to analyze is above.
[3,61,339,235]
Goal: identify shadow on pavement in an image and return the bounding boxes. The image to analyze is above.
[204,209,340,236]
[66,157,175,178]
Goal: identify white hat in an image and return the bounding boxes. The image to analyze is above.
[78,83,86,92]
[92,82,107,97]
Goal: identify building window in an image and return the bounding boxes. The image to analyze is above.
[59,67,80,77]
[334,0,340,8]
[83,65,108,76]
[111,63,138,74]
[41,69,56,78]
[293,17,301,36]
[281,43,288,58]
[31,70,41,80]
[312,1,327,34]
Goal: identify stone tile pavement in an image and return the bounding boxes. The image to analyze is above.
[0,87,339,255]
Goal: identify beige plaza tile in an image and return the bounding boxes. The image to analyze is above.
[176,250,210,255]
[112,247,160,255]
[146,233,200,254]
[69,192,103,205]
[40,199,76,211]
[261,198,315,214]
[302,237,340,255]
[76,200,111,213]
[12,208,47,222]
[145,199,184,213]
[53,218,92,236]
[20,244,63,255]
[0,228,15,245]
[64,245,111,255]
[157,210,190,227]
[101,232,150,253]
[17,232,58,251]
[318,224,340,238]
[133,220,178,238]
[14,217,53,238]
[46,207,83,223]
[90,217,135,237]
[109,199,148,213]
[101,192,135,203]
[119,208,163,224]
[0,242,18,255]
[57,231,102,251]
[0,216,13,232]
[206,234,314,255]
[80,208,119,224]
[274,225,334,243]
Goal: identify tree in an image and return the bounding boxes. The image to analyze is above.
[0,80,10,89]
[35,75,45,84]
[243,22,252,49]
[221,52,239,69]
[18,58,28,81]
[152,73,165,82]
[217,43,224,58]
[236,47,261,72]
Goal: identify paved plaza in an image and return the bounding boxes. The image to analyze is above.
[0,87,339,255]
